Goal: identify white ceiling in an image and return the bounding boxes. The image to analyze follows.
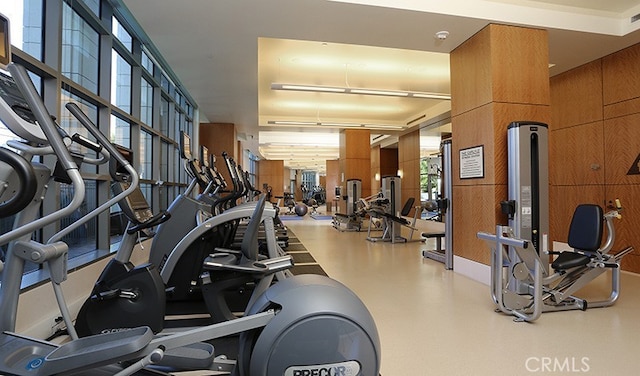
[121,0,640,173]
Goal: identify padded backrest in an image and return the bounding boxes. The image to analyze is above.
[567,204,603,253]
[401,197,415,217]
[241,194,266,261]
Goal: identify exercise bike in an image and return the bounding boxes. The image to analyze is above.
[477,200,634,322]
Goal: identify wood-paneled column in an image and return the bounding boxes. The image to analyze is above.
[398,130,420,216]
[450,24,551,266]
[199,122,237,184]
[339,129,371,212]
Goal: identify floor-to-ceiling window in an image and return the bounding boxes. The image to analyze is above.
[0,0,198,283]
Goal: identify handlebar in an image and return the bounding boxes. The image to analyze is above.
[0,63,86,247]
[47,102,142,244]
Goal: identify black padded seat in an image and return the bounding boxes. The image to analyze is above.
[551,252,591,271]
[400,197,415,217]
[567,204,603,252]
[551,204,603,272]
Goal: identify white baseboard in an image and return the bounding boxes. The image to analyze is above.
[453,255,491,286]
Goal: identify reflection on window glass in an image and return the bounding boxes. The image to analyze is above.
[160,140,169,181]
[140,182,152,208]
[139,129,152,180]
[140,77,153,126]
[110,114,130,148]
[160,96,169,135]
[111,50,131,113]
[61,2,99,93]
[112,16,132,52]
[160,73,169,92]
[60,89,99,174]
[174,145,182,184]
[82,0,101,16]
[141,50,154,73]
[60,180,98,257]
[3,0,43,60]
[173,107,182,141]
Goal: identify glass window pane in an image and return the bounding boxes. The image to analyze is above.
[141,50,154,74]
[60,180,98,258]
[160,73,169,92]
[160,96,169,135]
[140,77,153,126]
[4,0,43,60]
[110,114,130,148]
[60,89,100,174]
[160,140,169,182]
[139,129,152,180]
[111,50,132,113]
[111,16,132,52]
[173,108,181,141]
[61,2,99,93]
[140,183,152,208]
[82,0,100,16]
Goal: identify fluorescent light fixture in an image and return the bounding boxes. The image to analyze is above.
[364,124,404,130]
[272,83,346,93]
[268,120,405,130]
[268,120,318,126]
[320,122,361,127]
[271,83,451,100]
[350,89,409,97]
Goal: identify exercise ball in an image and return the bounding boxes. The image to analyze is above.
[294,204,308,216]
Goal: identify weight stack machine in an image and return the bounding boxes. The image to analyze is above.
[502,121,550,291]
[423,139,453,269]
[346,179,362,217]
[381,175,405,243]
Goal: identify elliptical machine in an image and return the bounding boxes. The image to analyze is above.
[0,14,381,374]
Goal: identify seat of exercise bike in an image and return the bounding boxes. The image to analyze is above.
[551,252,592,271]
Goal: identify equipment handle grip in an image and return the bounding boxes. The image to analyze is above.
[8,63,77,171]
[66,102,130,169]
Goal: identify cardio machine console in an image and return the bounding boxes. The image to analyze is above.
[0,14,47,143]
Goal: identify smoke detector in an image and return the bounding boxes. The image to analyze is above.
[435,31,450,40]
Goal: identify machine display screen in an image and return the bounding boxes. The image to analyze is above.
[180,131,192,160]
[201,145,209,167]
[0,14,9,69]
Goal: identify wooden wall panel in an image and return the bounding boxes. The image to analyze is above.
[602,43,640,106]
[399,130,420,216]
[450,24,550,267]
[549,40,640,274]
[605,185,640,265]
[380,148,399,177]
[453,184,507,265]
[490,25,550,106]
[325,159,340,212]
[371,146,380,194]
[604,96,640,119]
[550,60,603,129]
[258,160,284,199]
[339,129,371,198]
[450,26,493,117]
[200,123,237,184]
[549,121,604,186]
[451,104,497,186]
[604,113,640,185]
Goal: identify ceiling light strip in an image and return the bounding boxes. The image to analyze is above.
[268,120,404,130]
[271,83,450,100]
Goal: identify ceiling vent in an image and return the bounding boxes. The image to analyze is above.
[632,13,640,23]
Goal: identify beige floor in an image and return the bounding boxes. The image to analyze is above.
[283,216,640,376]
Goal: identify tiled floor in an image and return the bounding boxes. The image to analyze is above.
[284,216,640,376]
